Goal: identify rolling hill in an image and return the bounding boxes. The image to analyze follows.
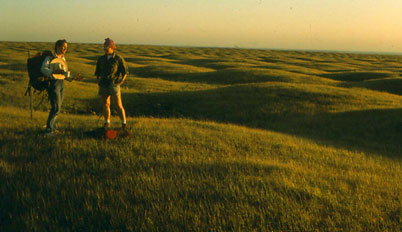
[0,41,402,231]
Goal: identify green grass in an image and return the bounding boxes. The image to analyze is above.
[1,41,402,231]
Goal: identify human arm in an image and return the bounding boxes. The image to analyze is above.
[118,74,127,85]
[40,56,53,77]
[118,56,129,85]
[41,56,67,77]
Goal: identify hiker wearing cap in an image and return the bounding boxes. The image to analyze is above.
[95,38,129,129]
[41,39,69,136]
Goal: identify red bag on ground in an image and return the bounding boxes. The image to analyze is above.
[105,129,118,139]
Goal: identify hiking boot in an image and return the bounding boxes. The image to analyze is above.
[45,129,56,137]
[45,129,61,137]
[45,128,52,135]
[121,124,130,138]
[45,131,55,137]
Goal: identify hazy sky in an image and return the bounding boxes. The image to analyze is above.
[1,0,402,52]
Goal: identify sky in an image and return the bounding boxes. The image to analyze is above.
[1,0,402,53]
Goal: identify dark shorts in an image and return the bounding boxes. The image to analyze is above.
[98,83,120,96]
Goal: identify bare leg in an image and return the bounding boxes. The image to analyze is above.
[101,95,111,123]
[111,94,126,123]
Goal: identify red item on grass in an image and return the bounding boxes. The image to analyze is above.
[105,129,118,139]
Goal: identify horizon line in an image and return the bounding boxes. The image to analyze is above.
[1,39,401,56]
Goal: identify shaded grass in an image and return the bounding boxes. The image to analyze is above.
[320,71,395,82]
[130,65,335,85]
[345,77,402,96]
[1,107,402,231]
[118,82,402,157]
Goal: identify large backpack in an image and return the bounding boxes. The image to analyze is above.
[27,50,54,91]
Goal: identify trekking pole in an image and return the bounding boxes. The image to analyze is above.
[28,49,33,120]
[30,87,33,120]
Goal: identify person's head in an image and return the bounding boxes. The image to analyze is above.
[104,38,116,55]
[55,39,68,56]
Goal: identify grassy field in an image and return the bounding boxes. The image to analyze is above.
[1,41,402,231]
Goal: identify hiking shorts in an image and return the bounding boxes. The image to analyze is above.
[98,83,120,96]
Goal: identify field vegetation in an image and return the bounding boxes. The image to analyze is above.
[1,41,402,231]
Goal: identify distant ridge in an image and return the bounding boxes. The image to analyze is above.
[1,40,401,56]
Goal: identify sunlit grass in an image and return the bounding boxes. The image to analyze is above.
[1,41,402,231]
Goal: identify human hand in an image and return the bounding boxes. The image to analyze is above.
[52,69,65,74]
[60,64,66,71]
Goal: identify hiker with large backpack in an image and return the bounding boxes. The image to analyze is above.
[41,39,69,136]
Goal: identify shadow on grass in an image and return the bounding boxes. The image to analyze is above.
[319,71,394,82]
[340,77,402,96]
[0,140,314,232]
[129,66,303,85]
[0,128,56,165]
[101,86,402,158]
